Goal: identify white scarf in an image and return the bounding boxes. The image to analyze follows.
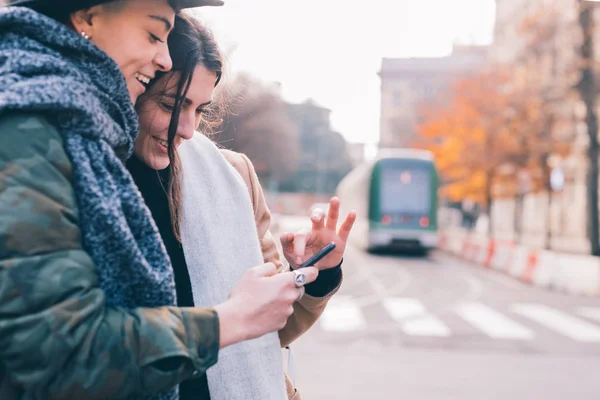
[178,133,286,400]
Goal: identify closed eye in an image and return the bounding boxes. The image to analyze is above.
[149,33,165,44]
[160,102,174,112]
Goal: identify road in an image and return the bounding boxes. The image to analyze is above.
[274,215,600,400]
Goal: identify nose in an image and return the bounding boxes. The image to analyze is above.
[154,42,173,73]
[176,111,195,141]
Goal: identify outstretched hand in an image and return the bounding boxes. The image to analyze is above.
[280,197,356,270]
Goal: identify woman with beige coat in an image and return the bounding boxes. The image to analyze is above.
[127,13,356,400]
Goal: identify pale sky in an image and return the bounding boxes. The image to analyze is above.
[193,0,496,145]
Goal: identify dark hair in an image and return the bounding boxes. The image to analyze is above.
[149,13,224,241]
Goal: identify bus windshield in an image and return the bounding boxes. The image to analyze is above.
[380,167,431,214]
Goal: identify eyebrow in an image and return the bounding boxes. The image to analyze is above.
[149,15,173,32]
[163,93,212,107]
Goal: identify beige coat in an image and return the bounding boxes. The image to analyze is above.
[221,149,341,399]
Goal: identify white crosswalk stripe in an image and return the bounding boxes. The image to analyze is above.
[456,303,535,340]
[319,296,600,343]
[320,296,367,333]
[383,298,451,337]
[513,304,600,342]
[578,307,600,323]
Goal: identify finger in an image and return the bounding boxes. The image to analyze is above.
[280,232,295,246]
[299,266,319,284]
[311,208,325,231]
[325,197,340,230]
[296,286,305,302]
[252,262,278,277]
[275,267,319,288]
[293,229,309,265]
[338,210,357,242]
[279,233,296,259]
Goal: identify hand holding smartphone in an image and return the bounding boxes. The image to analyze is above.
[297,242,336,269]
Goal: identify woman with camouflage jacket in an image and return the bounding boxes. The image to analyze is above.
[0,1,319,399]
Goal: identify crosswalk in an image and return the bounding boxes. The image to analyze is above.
[513,304,600,342]
[319,296,367,333]
[457,303,534,340]
[383,298,451,337]
[319,296,600,343]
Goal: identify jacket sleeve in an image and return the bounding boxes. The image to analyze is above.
[0,115,219,399]
[223,150,342,348]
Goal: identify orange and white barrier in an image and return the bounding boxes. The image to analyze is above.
[438,229,600,297]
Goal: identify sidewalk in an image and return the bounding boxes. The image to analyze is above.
[439,229,600,297]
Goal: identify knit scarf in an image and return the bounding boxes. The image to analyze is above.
[0,8,177,400]
[178,133,286,400]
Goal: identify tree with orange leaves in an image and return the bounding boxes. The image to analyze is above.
[416,3,573,246]
[416,70,571,242]
[415,68,519,236]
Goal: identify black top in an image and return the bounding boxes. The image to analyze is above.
[127,155,343,399]
[127,156,209,400]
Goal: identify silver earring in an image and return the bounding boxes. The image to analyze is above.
[80,31,90,40]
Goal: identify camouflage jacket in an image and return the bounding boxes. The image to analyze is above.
[0,114,220,399]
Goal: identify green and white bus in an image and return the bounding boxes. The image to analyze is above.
[336,149,439,253]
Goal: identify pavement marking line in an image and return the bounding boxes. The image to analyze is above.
[320,295,367,333]
[513,304,600,342]
[578,307,600,323]
[457,303,535,340]
[383,298,451,337]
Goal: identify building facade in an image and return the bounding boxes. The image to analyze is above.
[487,0,595,252]
[378,45,487,148]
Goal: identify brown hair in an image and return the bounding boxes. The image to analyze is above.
[147,13,224,241]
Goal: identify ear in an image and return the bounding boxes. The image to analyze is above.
[69,7,101,39]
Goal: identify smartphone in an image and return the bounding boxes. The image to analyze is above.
[297,242,336,268]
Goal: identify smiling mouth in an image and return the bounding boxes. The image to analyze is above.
[135,72,151,88]
[153,136,168,148]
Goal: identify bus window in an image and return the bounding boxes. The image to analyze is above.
[380,168,431,214]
